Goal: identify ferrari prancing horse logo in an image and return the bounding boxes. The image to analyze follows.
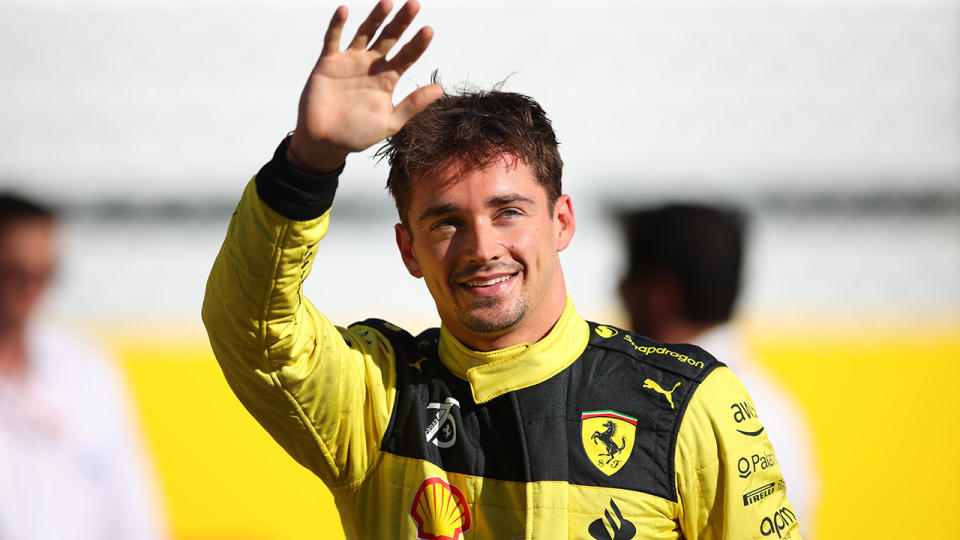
[581,410,637,475]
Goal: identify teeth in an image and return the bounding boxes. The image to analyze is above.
[464,275,511,287]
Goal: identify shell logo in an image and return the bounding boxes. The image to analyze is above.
[409,476,471,540]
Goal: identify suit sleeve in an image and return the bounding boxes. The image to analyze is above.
[675,366,803,540]
[201,149,397,490]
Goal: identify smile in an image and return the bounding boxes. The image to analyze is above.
[457,272,518,296]
[463,274,514,288]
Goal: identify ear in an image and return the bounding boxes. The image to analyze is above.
[553,194,576,252]
[395,223,423,278]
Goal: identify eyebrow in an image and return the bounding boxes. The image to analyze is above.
[416,193,537,225]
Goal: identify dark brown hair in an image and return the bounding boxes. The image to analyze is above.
[380,88,563,225]
[621,204,745,324]
[0,192,57,231]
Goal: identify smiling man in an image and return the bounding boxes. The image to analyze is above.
[202,2,802,539]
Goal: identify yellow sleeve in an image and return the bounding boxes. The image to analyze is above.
[201,178,397,489]
[675,366,802,540]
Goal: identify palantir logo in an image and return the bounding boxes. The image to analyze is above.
[425,397,459,448]
[760,506,796,539]
[737,450,778,479]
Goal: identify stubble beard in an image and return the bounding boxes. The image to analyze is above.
[455,294,527,334]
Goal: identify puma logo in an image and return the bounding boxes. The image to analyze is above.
[409,357,428,373]
[643,379,681,409]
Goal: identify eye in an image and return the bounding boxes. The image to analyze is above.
[431,218,459,232]
[497,208,524,220]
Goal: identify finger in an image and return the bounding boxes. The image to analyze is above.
[370,0,420,55]
[387,26,434,76]
[322,5,348,56]
[390,83,443,132]
[348,0,393,50]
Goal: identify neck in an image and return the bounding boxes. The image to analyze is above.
[0,321,29,377]
[652,320,721,344]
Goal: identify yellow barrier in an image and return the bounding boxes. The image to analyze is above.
[117,340,344,540]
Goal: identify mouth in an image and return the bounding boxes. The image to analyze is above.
[457,272,518,297]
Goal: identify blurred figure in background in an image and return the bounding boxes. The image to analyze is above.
[618,203,820,536]
[0,192,167,539]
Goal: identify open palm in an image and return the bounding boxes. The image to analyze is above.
[289,0,443,171]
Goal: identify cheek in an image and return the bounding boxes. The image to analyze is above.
[415,245,454,284]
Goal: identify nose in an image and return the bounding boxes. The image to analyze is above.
[463,220,502,264]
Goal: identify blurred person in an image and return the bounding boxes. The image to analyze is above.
[0,192,167,540]
[619,203,820,536]
[203,2,801,539]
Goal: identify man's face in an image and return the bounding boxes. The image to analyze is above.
[396,157,574,350]
[0,218,58,329]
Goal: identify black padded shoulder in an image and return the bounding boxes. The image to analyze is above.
[586,321,723,383]
[347,318,419,364]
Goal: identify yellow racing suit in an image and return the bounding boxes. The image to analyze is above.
[202,142,802,540]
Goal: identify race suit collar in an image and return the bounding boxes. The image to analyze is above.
[438,296,589,404]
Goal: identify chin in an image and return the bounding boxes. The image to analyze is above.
[457,300,526,335]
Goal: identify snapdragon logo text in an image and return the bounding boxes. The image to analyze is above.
[622,335,704,369]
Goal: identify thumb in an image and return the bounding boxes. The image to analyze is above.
[389,83,443,133]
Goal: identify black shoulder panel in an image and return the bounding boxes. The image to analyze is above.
[586,322,723,383]
[347,318,417,360]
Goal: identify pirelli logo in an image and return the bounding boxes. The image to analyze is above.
[743,480,786,506]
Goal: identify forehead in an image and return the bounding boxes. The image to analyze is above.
[408,156,545,213]
[0,218,58,257]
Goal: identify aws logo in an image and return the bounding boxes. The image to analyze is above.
[410,477,470,540]
[730,400,765,436]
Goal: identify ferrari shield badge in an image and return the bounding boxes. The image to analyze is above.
[581,410,637,476]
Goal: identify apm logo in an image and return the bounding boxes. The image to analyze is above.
[760,506,796,539]
[425,397,460,448]
[730,400,765,436]
[588,499,636,540]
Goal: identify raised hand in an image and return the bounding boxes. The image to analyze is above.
[288,0,443,172]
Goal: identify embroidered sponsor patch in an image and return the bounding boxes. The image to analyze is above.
[410,477,471,540]
[581,410,637,476]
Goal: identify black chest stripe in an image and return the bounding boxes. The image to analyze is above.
[355,319,722,502]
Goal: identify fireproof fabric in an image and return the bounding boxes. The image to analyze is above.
[202,154,801,540]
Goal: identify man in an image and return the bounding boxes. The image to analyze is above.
[619,203,819,536]
[202,2,801,538]
[0,193,167,540]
